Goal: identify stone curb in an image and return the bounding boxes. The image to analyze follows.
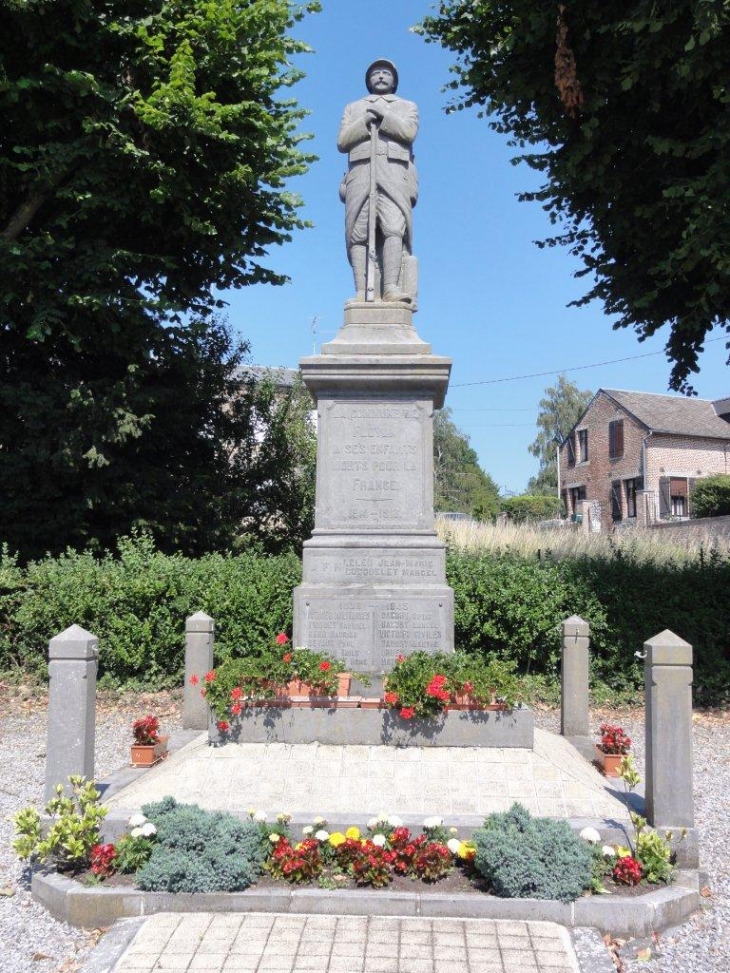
[32,869,701,938]
[76,917,146,973]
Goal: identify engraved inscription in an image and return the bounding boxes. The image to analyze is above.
[323,402,425,527]
[306,552,442,584]
[302,598,445,672]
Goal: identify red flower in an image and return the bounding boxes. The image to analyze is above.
[189,674,199,686]
[396,654,406,664]
[400,707,415,719]
[231,687,243,700]
[283,653,293,663]
[276,633,289,645]
[217,720,230,733]
[384,691,399,705]
[204,670,216,683]
[200,688,207,698]
[613,855,643,886]
[319,661,331,672]
[231,703,242,716]
[462,682,474,694]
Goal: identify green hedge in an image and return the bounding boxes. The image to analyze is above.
[1,535,728,703]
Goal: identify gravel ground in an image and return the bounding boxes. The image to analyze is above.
[0,688,726,973]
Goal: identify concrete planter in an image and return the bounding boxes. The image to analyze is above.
[209,705,534,748]
[32,868,702,936]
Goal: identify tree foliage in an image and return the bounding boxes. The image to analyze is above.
[433,407,501,519]
[691,474,730,518]
[0,0,319,559]
[419,2,730,391]
[527,375,592,494]
[0,318,316,560]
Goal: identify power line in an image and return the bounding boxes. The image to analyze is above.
[452,336,727,388]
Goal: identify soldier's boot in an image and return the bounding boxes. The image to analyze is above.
[381,237,411,303]
[348,244,367,302]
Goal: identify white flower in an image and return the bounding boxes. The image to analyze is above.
[423,816,443,829]
[376,811,388,822]
[603,845,617,858]
[388,815,403,828]
[130,827,144,838]
[580,827,602,845]
[254,810,267,823]
[449,827,459,836]
[128,813,147,828]
[140,822,157,838]
[302,826,314,836]
[269,833,280,844]
[367,817,379,830]
[372,834,387,847]
[247,807,256,816]
[313,816,326,826]
[447,838,461,855]
[315,830,330,842]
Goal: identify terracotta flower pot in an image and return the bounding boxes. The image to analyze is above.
[337,672,352,697]
[360,698,384,710]
[131,744,161,768]
[595,746,625,777]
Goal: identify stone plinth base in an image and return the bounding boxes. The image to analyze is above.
[209,706,534,748]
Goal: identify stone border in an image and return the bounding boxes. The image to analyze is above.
[32,869,701,938]
[208,705,534,748]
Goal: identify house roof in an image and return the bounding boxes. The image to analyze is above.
[603,389,730,440]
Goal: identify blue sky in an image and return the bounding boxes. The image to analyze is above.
[219,1,729,495]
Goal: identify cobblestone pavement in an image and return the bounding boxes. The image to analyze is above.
[112,913,581,973]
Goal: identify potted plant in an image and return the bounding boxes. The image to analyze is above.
[131,716,163,767]
[595,723,632,777]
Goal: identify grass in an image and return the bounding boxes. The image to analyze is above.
[435,517,730,565]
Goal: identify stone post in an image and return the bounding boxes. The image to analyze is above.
[560,615,590,737]
[644,630,694,829]
[183,611,214,730]
[45,625,98,801]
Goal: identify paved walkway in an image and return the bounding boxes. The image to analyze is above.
[106,728,630,822]
[111,913,582,973]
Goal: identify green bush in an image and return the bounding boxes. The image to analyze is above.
[691,474,730,518]
[472,803,593,902]
[500,495,562,523]
[136,798,265,893]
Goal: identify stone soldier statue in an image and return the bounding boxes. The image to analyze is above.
[338,59,419,304]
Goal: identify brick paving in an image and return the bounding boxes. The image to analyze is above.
[113,913,581,973]
[106,728,629,822]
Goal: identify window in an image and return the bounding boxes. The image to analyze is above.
[609,420,624,459]
[569,485,586,513]
[566,435,575,467]
[577,429,589,463]
[611,481,622,522]
[670,477,688,517]
[625,478,637,518]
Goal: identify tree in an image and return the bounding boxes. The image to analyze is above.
[433,408,501,519]
[0,0,320,557]
[527,376,592,495]
[419,3,730,391]
[0,317,317,560]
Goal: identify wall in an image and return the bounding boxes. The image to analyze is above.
[648,513,730,542]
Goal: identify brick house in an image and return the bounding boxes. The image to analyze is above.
[558,389,730,530]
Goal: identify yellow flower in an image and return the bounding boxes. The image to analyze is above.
[329,832,346,847]
[345,827,360,840]
[457,841,476,861]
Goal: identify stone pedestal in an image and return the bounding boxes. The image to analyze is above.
[183,612,215,730]
[293,303,454,676]
[560,615,590,738]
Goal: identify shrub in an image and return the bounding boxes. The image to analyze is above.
[472,803,593,902]
[691,474,730,518]
[500,495,562,523]
[135,798,265,893]
[13,776,107,872]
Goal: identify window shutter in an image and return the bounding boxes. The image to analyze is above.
[567,435,575,466]
[611,481,622,521]
[670,477,688,497]
[658,477,670,518]
[688,478,697,516]
[615,420,624,457]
